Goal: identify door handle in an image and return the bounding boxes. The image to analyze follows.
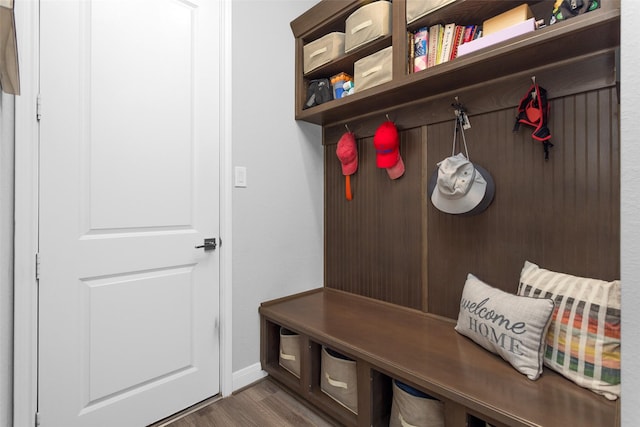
[195,238,217,251]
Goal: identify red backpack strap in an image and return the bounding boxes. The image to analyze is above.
[513,85,535,132]
[514,83,554,159]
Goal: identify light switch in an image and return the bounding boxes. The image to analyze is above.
[234,166,247,188]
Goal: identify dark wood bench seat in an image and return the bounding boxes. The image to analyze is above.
[259,288,619,427]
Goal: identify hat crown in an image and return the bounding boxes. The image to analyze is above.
[436,153,476,199]
[337,133,357,163]
[336,132,358,176]
[373,121,398,150]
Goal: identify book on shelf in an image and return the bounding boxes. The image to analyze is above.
[427,24,442,68]
[407,30,414,74]
[462,25,481,44]
[408,21,482,70]
[427,24,444,67]
[462,25,474,44]
[439,22,456,64]
[413,27,428,72]
[449,24,465,61]
[437,24,444,64]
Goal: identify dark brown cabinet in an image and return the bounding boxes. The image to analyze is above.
[260,288,619,427]
[291,0,620,126]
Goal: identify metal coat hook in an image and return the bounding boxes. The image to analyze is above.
[531,76,537,100]
[452,96,465,110]
[451,97,466,117]
[386,113,391,122]
[344,123,351,133]
[451,97,471,130]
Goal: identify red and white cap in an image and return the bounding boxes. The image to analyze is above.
[373,121,405,179]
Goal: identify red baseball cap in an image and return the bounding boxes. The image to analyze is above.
[373,121,405,179]
[336,132,358,175]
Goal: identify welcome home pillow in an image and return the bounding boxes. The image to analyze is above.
[455,274,555,380]
[518,261,621,400]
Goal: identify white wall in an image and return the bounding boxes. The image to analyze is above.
[230,0,324,379]
[0,93,14,427]
[620,1,640,424]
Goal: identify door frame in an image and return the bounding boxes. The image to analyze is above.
[12,2,234,426]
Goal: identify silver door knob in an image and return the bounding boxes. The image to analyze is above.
[195,238,217,251]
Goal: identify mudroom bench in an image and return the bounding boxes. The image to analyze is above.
[259,288,619,427]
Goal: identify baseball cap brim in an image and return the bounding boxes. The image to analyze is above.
[386,155,405,179]
[341,157,358,175]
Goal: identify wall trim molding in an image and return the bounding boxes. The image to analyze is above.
[232,363,268,392]
[219,0,234,399]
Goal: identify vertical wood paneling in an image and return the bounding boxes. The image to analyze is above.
[323,84,619,320]
[427,88,620,318]
[325,128,423,309]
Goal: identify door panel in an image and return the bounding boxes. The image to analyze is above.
[38,1,220,426]
[86,266,194,402]
[89,0,195,230]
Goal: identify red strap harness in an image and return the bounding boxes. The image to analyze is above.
[514,83,553,160]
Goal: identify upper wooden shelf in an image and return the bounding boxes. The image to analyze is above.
[291,1,620,127]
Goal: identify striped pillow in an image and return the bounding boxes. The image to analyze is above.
[518,261,621,400]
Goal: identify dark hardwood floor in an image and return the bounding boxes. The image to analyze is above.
[154,378,340,427]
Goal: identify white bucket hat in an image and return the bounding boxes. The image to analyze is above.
[428,109,495,215]
[430,153,490,214]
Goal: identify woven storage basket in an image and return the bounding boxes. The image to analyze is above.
[320,346,358,414]
[353,46,392,93]
[406,0,456,25]
[345,1,392,53]
[389,380,444,427]
[303,32,345,74]
[278,327,301,378]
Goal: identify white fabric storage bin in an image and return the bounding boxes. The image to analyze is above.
[345,1,392,53]
[279,327,301,378]
[390,380,445,427]
[303,32,345,74]
[406,0,456,25]
[320,346,358,414]
[353,46,392,93]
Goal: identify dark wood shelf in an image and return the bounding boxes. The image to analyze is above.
[295,5,619,126]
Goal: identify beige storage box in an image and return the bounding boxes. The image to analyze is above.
[278,327,301,378]
[303,32,345,74]
[320,346,358,414]
[482,4,533,36]
[406,0,456,25]
[353,46,392,93]
[390,380,445,427]
[345,1,392,53]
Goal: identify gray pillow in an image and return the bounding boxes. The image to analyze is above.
[455,274,555,380]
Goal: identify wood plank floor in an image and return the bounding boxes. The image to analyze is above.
[155,378,340,427]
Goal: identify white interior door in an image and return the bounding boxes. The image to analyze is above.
[38,1,221,426]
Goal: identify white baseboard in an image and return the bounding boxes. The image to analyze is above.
[232,363,268,392]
